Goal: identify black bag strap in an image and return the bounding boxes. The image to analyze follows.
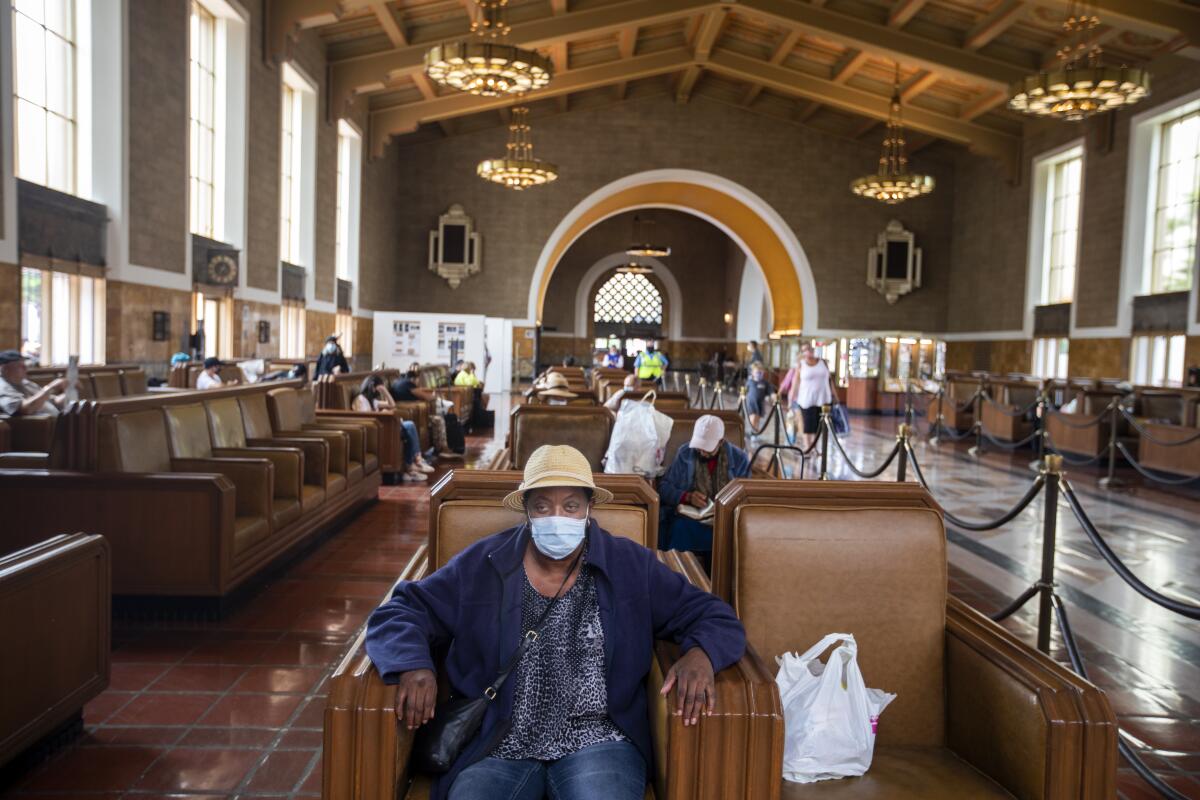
[481,535,585,701]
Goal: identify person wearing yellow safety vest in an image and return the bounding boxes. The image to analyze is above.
[633,341,668,386]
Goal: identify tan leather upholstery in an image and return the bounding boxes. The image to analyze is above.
[732,504,946,747]
[710,479,1118,799]
[510,405,614,470]
[90,372,124,399]
[0,534,110,769]
[120,369,148,395]
[778,749,1011,799]
[1,382,379,599]
[324,472,784,800]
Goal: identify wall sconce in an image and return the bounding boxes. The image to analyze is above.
[723,312,733,325]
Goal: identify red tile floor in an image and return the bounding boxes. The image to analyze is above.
[2,420,1198,799]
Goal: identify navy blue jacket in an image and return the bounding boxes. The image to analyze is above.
[659,441,752,517]
[365,521,746,800]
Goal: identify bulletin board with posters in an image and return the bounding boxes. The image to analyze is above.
[372,312,487,376]
[392,321,421,359]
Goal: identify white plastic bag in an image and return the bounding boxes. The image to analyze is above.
[775,633,895,784]
[604,391,673,477]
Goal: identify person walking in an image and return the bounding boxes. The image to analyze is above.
[633,341,668,387]
[778,344,835,451]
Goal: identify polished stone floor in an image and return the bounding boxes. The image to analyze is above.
[1,391,1197,799]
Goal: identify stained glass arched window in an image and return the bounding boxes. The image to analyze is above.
[593,273,663,325]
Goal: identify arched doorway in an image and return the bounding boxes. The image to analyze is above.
[528,169,817,335]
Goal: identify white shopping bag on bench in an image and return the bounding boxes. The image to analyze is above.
[776,633,895,784]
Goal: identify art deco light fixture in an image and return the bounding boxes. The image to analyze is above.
[850,67,934,205]
[616,259,654,275]
[1008,0,1149,120]
[425,0,553,97]
[626,215,670,258]
[477,106,558,190]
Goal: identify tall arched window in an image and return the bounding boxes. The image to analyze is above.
[593,272,663,325]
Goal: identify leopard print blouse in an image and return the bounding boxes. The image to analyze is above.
[491,565,627,761]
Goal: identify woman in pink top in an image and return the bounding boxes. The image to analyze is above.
[778,344,834,450]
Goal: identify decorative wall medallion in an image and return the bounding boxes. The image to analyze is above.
[428,204,482,289]
[867,219,922,304]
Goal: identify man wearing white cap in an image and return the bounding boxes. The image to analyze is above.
[658,414,751,562]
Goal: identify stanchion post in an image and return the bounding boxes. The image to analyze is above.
[931,385,945,446]
[819,404,831,480]
[896,423,910,483]
[1037,454,1063,654]
[713,382,724,410]
[1028,389,1047,474]
[697,377,707,409]
[684,373,692,405]
[904,383,914,428]
[968,386,983,459]
[1098,398,1125,490]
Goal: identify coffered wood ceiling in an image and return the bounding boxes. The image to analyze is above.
[270,0,1200,166]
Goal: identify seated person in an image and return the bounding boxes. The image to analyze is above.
[658,415,750,562]
[448,359,465,384]
[562,356,577,368]
[365,444,746,800]
[391,368,459,459]
[453,361,481,388]
[604,374,643,411]
[0,350,65,418]
[196,357,237,390]
[743,362,776,433]
[353,373,433,480]
[536,373,578,405]
[603,344,624,369]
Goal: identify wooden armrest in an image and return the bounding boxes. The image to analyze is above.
[173,457,273,520]
[8,415,57,452]
[945,596,1117,799]
[214,447,302,501]
[316,412,382,455]
[325,545,430,800]
[248,436,329,486]
[281,428,348,475]
[649,551,783,800]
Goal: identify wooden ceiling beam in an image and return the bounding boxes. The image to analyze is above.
[738,0,1027,92]
[831,49,870,83]
[267,0,341,63]
[676,66,703,104]
[796,99,822,122]
[333,0,710,115]
[706,49,1019,166]
[1027,0,1200,45]
[676,6,728,104]
[959,89,1007,120]
[742,27,800,105]
[369,1,407,48]
[369,47,694,155]
[964,0,1024,50]
[889,0,927,29]
[853,118,879,139]
[614,25,638,100]
[551,0,569,111]
[900,69,939,102]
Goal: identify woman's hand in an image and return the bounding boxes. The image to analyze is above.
[394,668,437,730]
[660,647,715,726]
[688,491,709,509]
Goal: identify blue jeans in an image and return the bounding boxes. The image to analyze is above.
[401,419,420,466]
[449,740,645,800]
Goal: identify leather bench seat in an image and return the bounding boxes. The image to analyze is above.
[268,388,370,489]
[780,749,1011,799]
[709,480,1118,799]
[509,405,615,470]
[323,471,781,800]
[0,382,380,599]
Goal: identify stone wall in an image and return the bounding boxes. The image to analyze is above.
[127,0,188,273]
[105,281,193,374]
[947,53,1200,334]
[0,262,20,349]
[541,209,739,339]
[360,94,957,332]
[234,300,281,360]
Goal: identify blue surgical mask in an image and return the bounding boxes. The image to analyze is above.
[528,516,588,560]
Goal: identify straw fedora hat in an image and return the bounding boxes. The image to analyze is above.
[539,372,578,399]
[502,445,614,511]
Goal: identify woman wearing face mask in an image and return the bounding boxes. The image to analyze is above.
[364,445,745,800]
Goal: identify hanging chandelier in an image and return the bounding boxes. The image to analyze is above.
[477,106,558,190]
[616,259,654,275]
[1008,0,1149,120]
[425,0,553,97]
[626,215,670,258]
[850,67,934,204]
